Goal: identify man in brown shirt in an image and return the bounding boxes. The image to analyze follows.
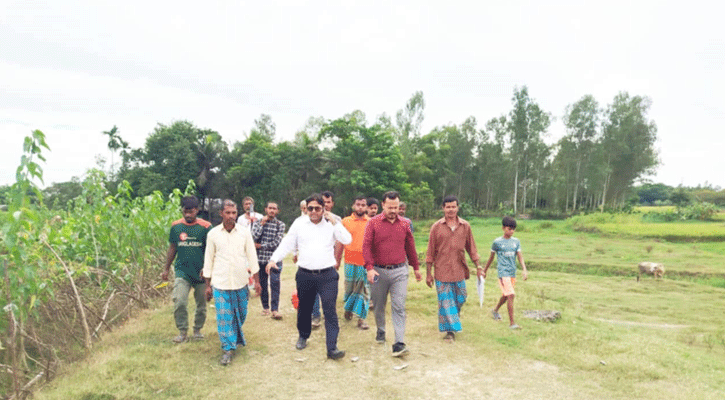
[425,195,480,342]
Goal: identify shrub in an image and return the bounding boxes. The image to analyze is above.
[680,202,718,221]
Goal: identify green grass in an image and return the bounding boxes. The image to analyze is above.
[415,217,725,279]
[35,269,725,399]
[33,215,725,399]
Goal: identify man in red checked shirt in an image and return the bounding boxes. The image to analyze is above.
[363,191,421,357]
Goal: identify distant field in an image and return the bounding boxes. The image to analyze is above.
[634,205,677,213]
[414,216,725,281]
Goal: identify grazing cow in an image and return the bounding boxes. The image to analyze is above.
[637,262,665,282]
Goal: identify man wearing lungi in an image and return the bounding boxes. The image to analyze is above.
[425,195,480,342]
[203,199,260,366]
[341,195,371,330]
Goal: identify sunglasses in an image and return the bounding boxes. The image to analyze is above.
[307,206,323,212]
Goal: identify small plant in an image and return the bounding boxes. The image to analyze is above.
[645,245,653,253]
[540,221,554,229]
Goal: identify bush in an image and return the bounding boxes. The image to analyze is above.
[680,202,718,221]
[528,208,569,220]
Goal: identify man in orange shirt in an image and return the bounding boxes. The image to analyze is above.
[340,196,371,330]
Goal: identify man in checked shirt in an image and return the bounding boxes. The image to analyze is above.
[251,202,286,320]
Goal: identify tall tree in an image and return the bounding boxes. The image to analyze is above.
[507,86,551,214]
[562,95,600,211]
[120,121,227,198]
[251,113,276,141]
[396,91,425,159]
[102,125,128,180]
[321,113,411,208]
[600,93,659,209]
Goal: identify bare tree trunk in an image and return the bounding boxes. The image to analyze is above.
[43,241,92,350]
[573,160,581,211]
[600,173,610,212]
[513,166,519,215]
[4,260,21,399]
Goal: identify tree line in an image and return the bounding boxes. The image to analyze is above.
[16,86,696,222]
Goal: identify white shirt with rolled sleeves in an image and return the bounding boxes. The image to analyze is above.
[203,224,259,290]
[269,215,352,270]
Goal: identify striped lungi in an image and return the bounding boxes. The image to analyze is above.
[435,280,467,332]
[343,263,369,319]
[213,286,249,351]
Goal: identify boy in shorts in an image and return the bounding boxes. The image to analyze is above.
[481,216,528,329]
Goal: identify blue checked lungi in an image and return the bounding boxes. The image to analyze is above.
[343,263,369,319]
[213,286,249,351]
[436,280,467,332]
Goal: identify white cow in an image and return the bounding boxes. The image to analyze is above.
[637,262,665,282]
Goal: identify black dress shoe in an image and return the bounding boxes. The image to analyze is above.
[327,349,345,360]
[296,337,307,350]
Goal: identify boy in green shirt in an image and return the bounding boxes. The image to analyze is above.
[162,196,212,343]
[481,216,528,329]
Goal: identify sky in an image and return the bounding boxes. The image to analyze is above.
[1,0,724,189]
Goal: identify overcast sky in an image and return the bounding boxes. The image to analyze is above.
[1,1,723,189]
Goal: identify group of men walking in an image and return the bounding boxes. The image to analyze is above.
[162,190,526,366]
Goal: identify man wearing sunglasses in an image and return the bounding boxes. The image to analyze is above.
[266,194,352,360]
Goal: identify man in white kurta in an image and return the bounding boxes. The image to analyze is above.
[203,199,260,366]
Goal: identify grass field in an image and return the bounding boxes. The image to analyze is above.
[35,216,725,399]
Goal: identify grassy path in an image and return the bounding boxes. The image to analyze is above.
[35,261,725,400]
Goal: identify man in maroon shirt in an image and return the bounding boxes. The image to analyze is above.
[363,191,421,357]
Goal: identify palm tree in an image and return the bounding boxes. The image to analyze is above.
[102,125,128,180]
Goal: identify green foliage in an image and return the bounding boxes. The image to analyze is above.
[119,121,228,199]
[636,183,672,204]
[43,177,83,209]
[642,202,719,222]
[321,114,411,207]
[601,92,659,207]
[670,187,692,207]
[1,133,185,394]
[680,202,718,221]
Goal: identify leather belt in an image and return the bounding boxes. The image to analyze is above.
[298,267,335,274]
[374,262,406,270]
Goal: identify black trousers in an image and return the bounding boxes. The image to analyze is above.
[296,267,340,352]
[258,261,282,311]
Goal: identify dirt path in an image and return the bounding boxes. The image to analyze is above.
[36,265,621,399]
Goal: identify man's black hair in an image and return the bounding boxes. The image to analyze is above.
[306,193,325,207]
[181,196,200,209]
[321,190,334,200]
[381,191,400,202]
[353,195,367,203]
[502,216,517,229]
[442,195,458,206]
[366,197,380,207]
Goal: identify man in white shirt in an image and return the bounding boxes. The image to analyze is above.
[267,193,352,360]
[236,196,263,229]
[203,199,261,366]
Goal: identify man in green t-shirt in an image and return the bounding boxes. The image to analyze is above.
[162,196,212,343]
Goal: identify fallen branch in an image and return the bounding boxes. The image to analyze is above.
[8,368,46,400]
[93,289,116,337]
